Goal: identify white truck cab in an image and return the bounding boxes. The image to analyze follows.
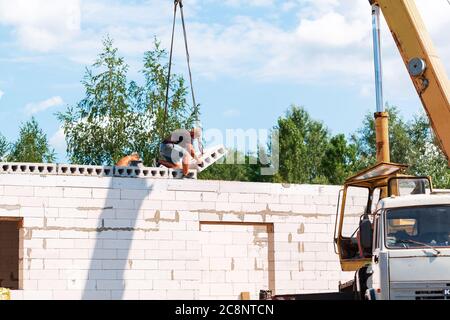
[334,162,450,300]
[366,194,450,300]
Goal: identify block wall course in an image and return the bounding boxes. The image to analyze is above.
[0,172,366,300]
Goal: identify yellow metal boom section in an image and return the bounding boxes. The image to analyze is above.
[372,0,450,165]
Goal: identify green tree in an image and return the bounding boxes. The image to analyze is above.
[352,107,450,188]
[198,150,263,182]
[352,105,410,169]
[58,36,197,166]
[130,39,198,165]
[321,134,358,185]
[273,105,329,184]
[8,117,56,163]
[407,113,450,188]
[58,36,132,165]
[0,133,9,161]
[201,105,450,186]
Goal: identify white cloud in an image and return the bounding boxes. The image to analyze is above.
[0,0,81,51]
[296,12,366,47]
[181,8,373,84]
[0,90,4,100]
[49,127,67,162]
[0,0,448,91]
[281,1,297,12]
[223,0,274,7]
[359,84,372,98]
[223,108,241,118]
[24,96,64,115]
[50,127,66,151]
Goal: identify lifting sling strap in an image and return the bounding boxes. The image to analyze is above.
[163,0,203,154]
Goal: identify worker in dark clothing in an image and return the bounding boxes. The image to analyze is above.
[159,128,203,179]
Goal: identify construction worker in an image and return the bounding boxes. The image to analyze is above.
[159,127,203,179]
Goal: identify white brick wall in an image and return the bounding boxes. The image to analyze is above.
[0,172,364,300]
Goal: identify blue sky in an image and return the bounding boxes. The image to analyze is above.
[0,0,449,162]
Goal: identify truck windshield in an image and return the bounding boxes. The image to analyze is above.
[385,206,450,249]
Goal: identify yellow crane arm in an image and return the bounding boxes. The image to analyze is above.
[371,0,450,165]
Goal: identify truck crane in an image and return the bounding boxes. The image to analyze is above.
[334,0,450,300]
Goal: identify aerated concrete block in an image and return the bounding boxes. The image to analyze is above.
[0,162,57,175]
[114,166,169,179]
[168,169,198,179]
[58,164,113,177]
[193,145,227,173]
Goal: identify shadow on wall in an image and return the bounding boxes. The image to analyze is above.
[267,224,275,295]
[81,176,152,300]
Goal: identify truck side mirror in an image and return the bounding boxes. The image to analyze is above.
[358,218,373,257]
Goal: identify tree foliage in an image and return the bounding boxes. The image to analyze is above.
[198,150,262,182]
[0,132,10,161]
[131,40,199,165]
[267,105,362,185]
[321,134,358,185]
[272,105,329,184]
[50,36,450,188]
[198,105,450,187]
[222,104,449,188]
[351,106,411,169]
[8,117,56,163]
[352,106,450,188]
[58,36,197,166]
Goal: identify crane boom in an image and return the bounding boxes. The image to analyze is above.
[334,1,450,274]
[371,0,450,165]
